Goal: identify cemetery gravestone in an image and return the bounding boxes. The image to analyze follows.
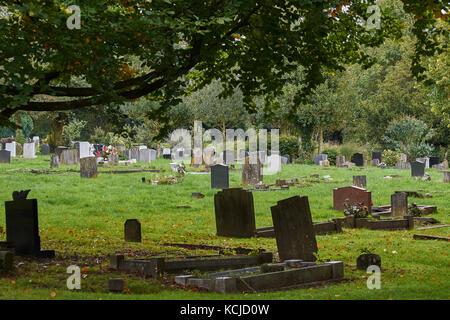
[149,149,157,161]
[214,188,255,238]
[336,155,346,167]
[128,147,140,160]
[0,150,11,163]
[313,154,327,165]
[79,142,91,159]
[372,152,382,162]
[281,154,290,164]
[124,219,141,242]
[351,153,364,166]
[391,192,408,217]
[429,157,440,167]
[242,156,263,186]
[443,171,450,183]
[5,142,16,157]
[108,153,119,164]
[60,149,80,165]
[416,157,430,169]
[270,196,318,261]
[40,144,50,155]
[23,143,36,159]
[5,192,54,257]
[411,161,425,177]
[353,176,367,188]
[357,254,381,270]
[371,159,380,167]
[223,150,235,165]
[333,186,372,213]
[267,154,282,173]
[211,164,229,189]
[139,149,151,163]
[163,148,171,159]
[55,146,69,159]
[396,162,411,170]
[80,157,98,178]
[50,155,59,168]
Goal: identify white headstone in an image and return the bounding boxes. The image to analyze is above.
[139,145,147,150]
[416,157,430,169]
[139,149,151,163]
[32,136,40,148]
[79,142,91,159]
[23,143,36,159]
[5,142,16,157]
[149,149,157,161]
[163,148,171,155]
[267,154,281,173]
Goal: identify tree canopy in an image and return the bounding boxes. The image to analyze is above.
[0,0,448,134]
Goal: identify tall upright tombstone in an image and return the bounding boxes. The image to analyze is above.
[411,161,425,177]
[80,157,98,178]
[372,152,382,162]
[5,191,54,258]
[391,192,408,217]
[5,142,16,157]
[270,196,318,261]
[139,149,151,163]
[351,153,364,167]
[127,147,139,160]
[353,176,367,188]
[214,188,255,238]
[336,155,346,167]
[23,143,36,159]
[267,154,281,173]
[124,219,141,242]
[0,150,11,163]
[242,156,263,186]
[79,142,92,159]
[211,164,229,189]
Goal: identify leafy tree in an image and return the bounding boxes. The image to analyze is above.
[62,118,87,144]
[382,117,434,160]
[2,0,446,135]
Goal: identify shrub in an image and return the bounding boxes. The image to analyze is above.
[62,119,87,145]
[382,150,401,167]
[279,135,300,159]
[322,148,339,165]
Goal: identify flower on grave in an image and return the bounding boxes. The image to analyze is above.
[95,145,117,160]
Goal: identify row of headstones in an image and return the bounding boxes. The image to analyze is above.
[0,142,44,162]
[210,156,265,189]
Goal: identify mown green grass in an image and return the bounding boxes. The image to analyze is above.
[0,156,448,300]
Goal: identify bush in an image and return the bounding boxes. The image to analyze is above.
[382,150,401,167]
[279,135,300,159]
[322,148,339,165]
[62,119,87,145]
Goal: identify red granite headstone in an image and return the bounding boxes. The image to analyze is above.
[333,186,372,213]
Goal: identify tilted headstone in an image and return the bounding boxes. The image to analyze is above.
[214,188,255,238]
[429,157,440,167]
[60,149,80,165]
[139,149,151,163]
[411,161,425,177]
[80,157,98,178]
[211,164,229,189]
[5,192,54,258]
[40,144,50,155]
[372,152,382,162]
[242,156,263,186]
[50,155,59,168]
[313,154,327,165]
[391,192,408,217]
[124,219,141,242]
[336,155,346,167]
[270,196,318,261]
[6,142,17,157]
[416,157,430,169]
[0,150,11,163]
[23,143,36,159]
[351,153,364,166]
[333,186,372,213]
[353,176,367,188]
[395,162,411,170]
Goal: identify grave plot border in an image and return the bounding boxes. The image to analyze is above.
[255,220,343,238]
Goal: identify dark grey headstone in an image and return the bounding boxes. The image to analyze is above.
[124,219,141,242]
[429,157,440,167]
[211,164,229,189]
[411,161,425,177]
[282,154,290,164]
[0,150,11,163]
[351,153,364,166]
[357,254,381,270]
[270,196,318,261]
[214,188,255,238]
[40,144,50,155]
[372,152,382,162]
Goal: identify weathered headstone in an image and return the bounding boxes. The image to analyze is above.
[211,164,229,189]
[372,152,382,162]
[391,192,408,217]
[336,155,346,167]
[50,155,59,168]
[333,186,372,213]
[80,157,98,178]
[351,153,364,167]
[214,188,255,238]
[139,149,151,163]
[127,147,140,160]
[40,144,50,155]
[411,161,425,177]
[55,146,69,159]
[60,149,80,165]
[5,193,54,257]
[319,160,330,167]
[242,156,263,186]
[32,136,40,149]
[353,175,367,188]
[124,219,141,242]
[5,142,16,157]
[395,162,411,170]
[23,143,36,159]
[0,150,11,163]
[313,154,328,165]
[270,196,318,261]
[108,153,119,164]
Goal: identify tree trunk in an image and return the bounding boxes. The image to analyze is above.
[318,128,324,154]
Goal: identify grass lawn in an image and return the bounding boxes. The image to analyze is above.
[0,156,449,300]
